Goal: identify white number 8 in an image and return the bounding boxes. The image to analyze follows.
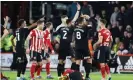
[76,32,81,39]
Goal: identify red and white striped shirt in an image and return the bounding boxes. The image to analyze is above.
[43,29,54,51]
[29,29,44,53]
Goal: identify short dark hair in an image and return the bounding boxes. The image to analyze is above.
[61,15,67,19]
[100,19,107,25]
[18,19,25,27]
[37,20,44,25]
[77,17,84,24]
[66,18,72,24]
[45,22,52,28]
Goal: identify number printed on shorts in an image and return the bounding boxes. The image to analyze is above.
[16,31,20,41]
[63,30,67,39]
[76,31,81,39]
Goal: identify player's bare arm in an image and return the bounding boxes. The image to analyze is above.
[25,34,32,49]
[109,36,113,48]
[27,16,45,29]
[71,3,81,23]
[93,33,103,50]
[11,35,15,47]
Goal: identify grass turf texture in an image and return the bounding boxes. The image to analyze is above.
[2,71,133,80]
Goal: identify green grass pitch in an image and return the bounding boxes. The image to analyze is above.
[2,71,133,80]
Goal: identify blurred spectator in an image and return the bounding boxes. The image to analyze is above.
[67,1,79,19]
[118,25,123,39]
[112,37,121,53]
[122,31,133,50]
[110,7,119,26]
[117,42,128,55]
[110,23,120,41]
[116,6,127,28]
[129,42,133,54]
[100,10,110,24]
[127,31,133,40]
[81,1,94,17]
[125,25,132,32]
[1,30,13,52]
[123,30,128,38]
[125,3,133,27]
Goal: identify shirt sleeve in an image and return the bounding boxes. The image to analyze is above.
[29,30,35,38]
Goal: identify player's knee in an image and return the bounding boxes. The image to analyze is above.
[38,62,43,66]
[100,63,105,67]
[46,58,50,63]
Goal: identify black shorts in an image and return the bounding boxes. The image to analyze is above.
[69,71,82,80]
[41,50,50,60]
[30,51,42,62]
[16,47,26,57]
[75,49,91,60]
[95,46,111,63]
[16,53,27,65]
[58,47,75,60]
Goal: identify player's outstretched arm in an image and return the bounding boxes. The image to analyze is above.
[27,16,45,29]
[72,3,81,23]
[25,34,31,49]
